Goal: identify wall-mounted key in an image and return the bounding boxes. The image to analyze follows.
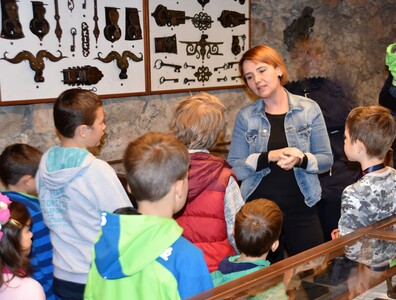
[184,62,195,69]
[154,59,181,72]
[160,76,179,84]
[70,27,77,52]
[217,76,227,82]
[231,75,243,80]
[184,78,196,84]
[214,63,228,71]
[225,61,239,69]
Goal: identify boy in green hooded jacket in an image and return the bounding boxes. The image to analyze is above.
[84,132,213,300]
[386,42,396,97]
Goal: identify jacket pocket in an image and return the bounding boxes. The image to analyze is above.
[296,124,312,138]
[245,130,258,143]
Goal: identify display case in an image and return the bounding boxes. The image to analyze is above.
[189,215,396,300]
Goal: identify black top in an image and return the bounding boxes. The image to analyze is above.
[247,113,304,209]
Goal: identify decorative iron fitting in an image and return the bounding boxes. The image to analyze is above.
[180,34,223,60]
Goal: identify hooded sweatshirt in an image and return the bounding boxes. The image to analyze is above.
[210,255,287,299]
[84,211,213,300]
[36,146,132,284]
[386,42,396,84]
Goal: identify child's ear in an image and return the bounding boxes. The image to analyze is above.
[173,178,187,213]
[174,179,184,199]
[355,139,366,154]
[271,240,280,252]
[20,175,33,188]
[76,124,88,138]
[126,184,132,194]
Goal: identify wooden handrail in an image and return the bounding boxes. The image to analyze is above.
[189,215,396,300]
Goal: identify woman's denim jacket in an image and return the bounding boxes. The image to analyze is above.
[228,90,333,207]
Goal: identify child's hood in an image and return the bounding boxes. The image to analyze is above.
[38,146,95,190]
[93,212,182,279]
[187,152,231,203]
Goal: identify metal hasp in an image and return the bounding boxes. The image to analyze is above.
[231,34,246,55]
[218,10,249,28]
[95,50,143,79]
[104,7,121,43]
[29,1,50,41]
[1,0,24,39]
[1,50,66,82]
[283,6,315,51]
[154,34,177,54]
[151,4,186,27]
[151,4,212,31]
[125,7,142,40]
[180,34,223,60]
[62,66,104,86]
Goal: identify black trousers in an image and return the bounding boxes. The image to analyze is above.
[266,198,324,263]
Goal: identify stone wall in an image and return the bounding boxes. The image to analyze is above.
[0,0,394,164]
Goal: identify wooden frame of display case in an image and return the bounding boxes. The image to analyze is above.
[190,215,396,300]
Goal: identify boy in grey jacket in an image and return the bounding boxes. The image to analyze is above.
[36,88,132,300]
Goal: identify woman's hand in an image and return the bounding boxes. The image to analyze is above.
[272,147,304,170]
[268,148,287,163]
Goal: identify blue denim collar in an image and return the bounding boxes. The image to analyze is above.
[250,89,304,117]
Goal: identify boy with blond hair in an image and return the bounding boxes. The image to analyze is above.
[170,92,244,272]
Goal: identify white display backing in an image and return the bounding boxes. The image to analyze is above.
[0,0,146,103]
[0,0,250,104]
[148,0,250,92]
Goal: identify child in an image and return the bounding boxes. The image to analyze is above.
[85,133,213,299]
[0,193,45,299]
[84,132,213,300]
[36,88,132,299]
[0,143,55,299]
[380,42,396,163]
[385,42,396,98]
[169,92,244,272]
[338,105,396,269]
[211,198,287,299]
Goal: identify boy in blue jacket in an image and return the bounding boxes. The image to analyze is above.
[85,132,213,300]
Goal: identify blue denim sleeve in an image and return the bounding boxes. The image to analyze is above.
[307,103,333,173]
[227,111,259,181]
